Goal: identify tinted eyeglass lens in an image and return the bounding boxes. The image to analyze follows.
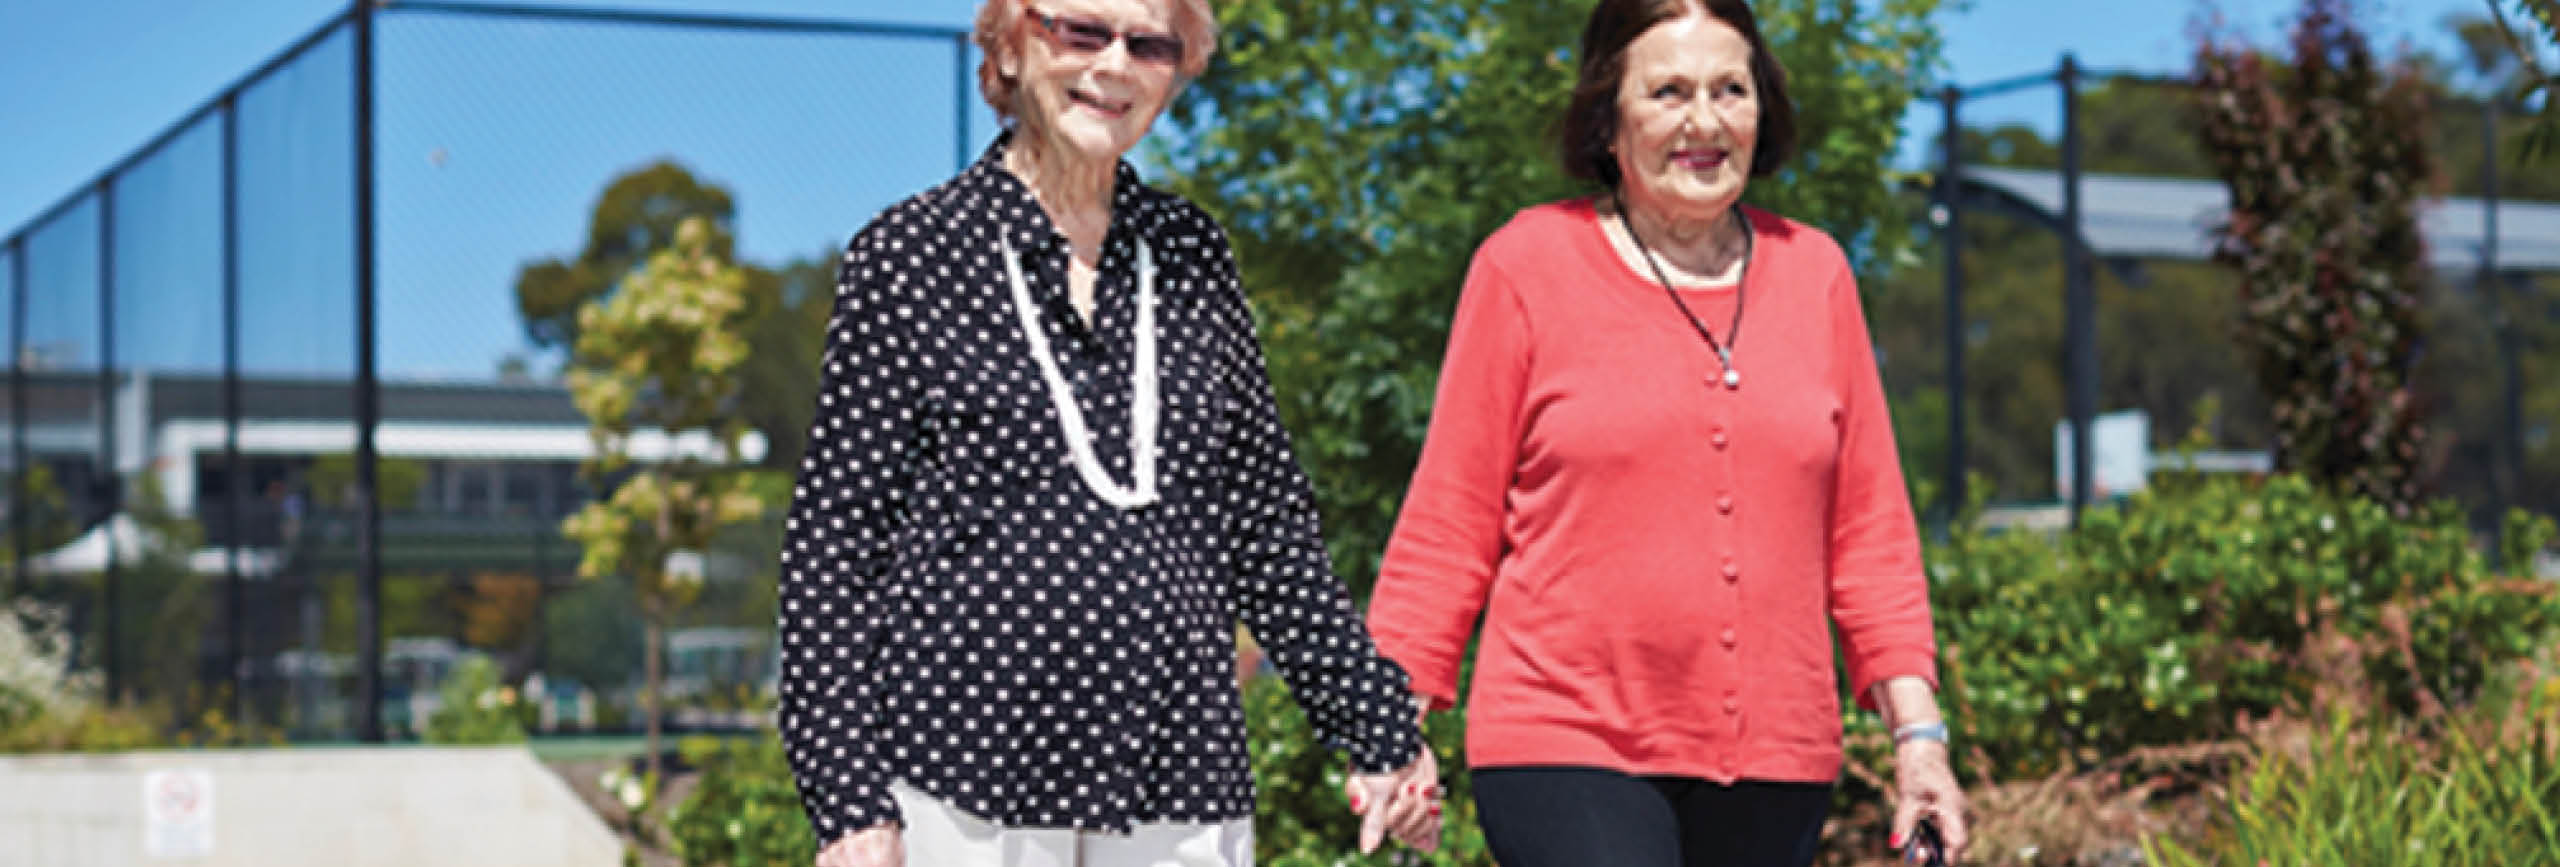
[1125,34,1183,64]
[1050,15,1115,51]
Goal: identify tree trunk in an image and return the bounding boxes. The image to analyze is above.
[644,613,664,788]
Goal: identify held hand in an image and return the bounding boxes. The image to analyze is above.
[1344,746,1443,854]
[814,822,902,867]
[1889,740,1969,865]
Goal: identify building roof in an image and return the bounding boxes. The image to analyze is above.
[1961,166,2560,272]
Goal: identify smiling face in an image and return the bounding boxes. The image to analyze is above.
[1610,10,1761,224]
[1010,0,1183,167]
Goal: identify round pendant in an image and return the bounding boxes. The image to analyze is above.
[1722,368,1742,389]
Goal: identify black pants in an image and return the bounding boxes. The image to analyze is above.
[1472,766,1833,867]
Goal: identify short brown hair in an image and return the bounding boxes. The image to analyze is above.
[1555,0,1797,187]
[973,0,1218,122]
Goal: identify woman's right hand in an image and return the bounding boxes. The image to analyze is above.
[1344,739,1444,855]
[815,822,901,867]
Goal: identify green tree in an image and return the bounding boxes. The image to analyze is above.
[512,162,737,351]
[733,257,835,472]
[559,216,783,784]
[2192,0,2438,515]
[3,465,83,564]
[306,453,427,512]
[2482,0,2560,159]
[1161,0,1944,593]
[104,474,210,715]
[537,576,643,696]
[518,162,835,472]
[2418,13,2560,194]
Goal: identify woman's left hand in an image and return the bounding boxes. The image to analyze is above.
[1890,739,1969,864]
[1344,745,1443,854]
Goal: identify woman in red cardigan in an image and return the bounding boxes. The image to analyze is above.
[1364,1,1969,864]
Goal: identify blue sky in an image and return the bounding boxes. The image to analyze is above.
[0,0,2504,383]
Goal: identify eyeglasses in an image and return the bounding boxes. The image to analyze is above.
[1026,7,1185,66]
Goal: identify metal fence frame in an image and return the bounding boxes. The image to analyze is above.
[1919,55,2538,530]
[0,0,974,742]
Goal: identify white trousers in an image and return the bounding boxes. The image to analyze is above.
[890,782,1254,867]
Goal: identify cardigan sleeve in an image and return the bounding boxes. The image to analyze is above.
[1203,220,1424,775]
[1367,245,1534,710]
[1819,262,1940,711]
[775,224,920,844]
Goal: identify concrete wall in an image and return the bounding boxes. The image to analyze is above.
[0,746,620,866]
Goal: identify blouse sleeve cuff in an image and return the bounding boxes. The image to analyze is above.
[805,779,903,850]
[1336,656,1426,774]
[1373,642,1460,712]
[1347,717,1424,775]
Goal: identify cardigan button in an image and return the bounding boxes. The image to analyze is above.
[1720,628,1738,648]
[1710,429,1729,449]
[1715,494,1734,514]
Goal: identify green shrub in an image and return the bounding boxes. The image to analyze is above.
[422,656,528,745]
[0,703,163,753]
[2144,697,2560,865]
[0,599,162,753]
[1235,471,2558,860]
[670,733,815,867]
[1244,672,1493,866]
[633,471,2557,863]
[1932,472,2559,779]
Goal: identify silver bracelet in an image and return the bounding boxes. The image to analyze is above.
[1892,720,1949,746]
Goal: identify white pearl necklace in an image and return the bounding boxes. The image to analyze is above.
[1000,237,1160,510]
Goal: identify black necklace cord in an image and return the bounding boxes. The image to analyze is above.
[1614,190,1751,387]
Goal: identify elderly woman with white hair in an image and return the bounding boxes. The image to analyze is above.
[775,2,1443,865]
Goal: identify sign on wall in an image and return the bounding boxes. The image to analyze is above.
[142,768,215,859]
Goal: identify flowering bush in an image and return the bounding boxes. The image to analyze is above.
[0,599,157,753]
[422,655,528,745]
[669,733,814,867]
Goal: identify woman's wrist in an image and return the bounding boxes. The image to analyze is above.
[1891,719,1949,748]
[1871,675,1943,730]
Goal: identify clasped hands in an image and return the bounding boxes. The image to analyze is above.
[1343,742,1444,855]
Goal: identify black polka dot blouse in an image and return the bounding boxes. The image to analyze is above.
[777,132,1423,843]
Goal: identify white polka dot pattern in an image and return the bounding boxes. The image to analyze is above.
[777,132,1422,846]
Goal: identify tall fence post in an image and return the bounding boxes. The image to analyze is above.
[354,0,386,744]
[1939,85,1966,523]
[221,95,248,726]
[2060,54,2094,524]
[9,236,24,598]
[955,33,973,172]
[99,178,122,704]
[2486,102,2522,550]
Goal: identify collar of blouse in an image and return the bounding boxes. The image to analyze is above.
[960,129,1170,271]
